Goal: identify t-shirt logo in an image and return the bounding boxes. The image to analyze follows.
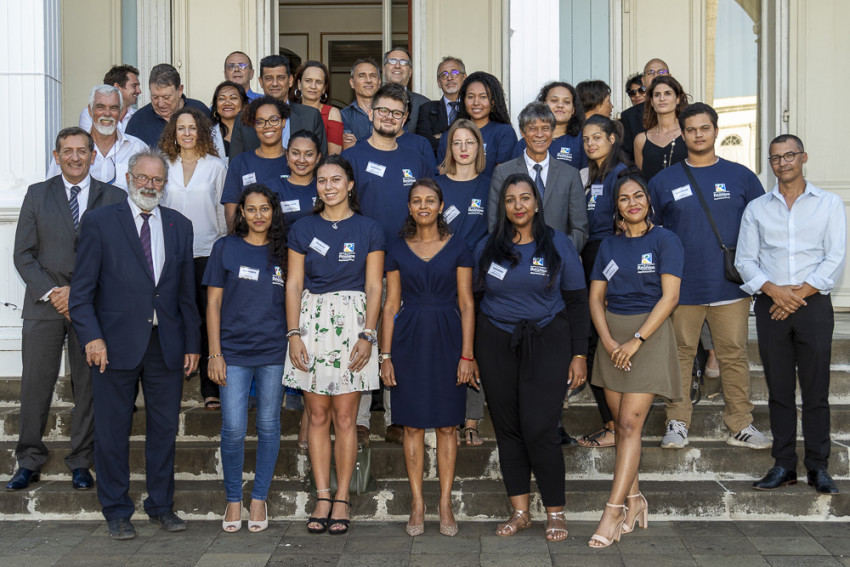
[339,243,356,262]
[713,183,730,200]
[272,266,285,287]
[530,257,547,276]
[556,147,572,161]
[343,243,355,253]
[641,253,653,264]
[637,253,656,273]
[587,194,598,211]
[532,257,544,266]
[402,168,416,187]
[468,199,483,215]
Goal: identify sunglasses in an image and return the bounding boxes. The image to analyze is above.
[627,86,647,97]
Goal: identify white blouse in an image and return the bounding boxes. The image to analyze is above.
[163,155,227,257]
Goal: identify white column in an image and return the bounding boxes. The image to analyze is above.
[136,0,171,106]
[0,0,62,375]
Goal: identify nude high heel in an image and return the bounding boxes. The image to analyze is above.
[588,503,626,548]
[622,492,648,533]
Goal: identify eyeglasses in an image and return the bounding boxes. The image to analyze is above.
[645,69,670,77]
[385,58,410,67]
[128,172,166,188]
[439,69,463,79]
[226,62,251,71]
[254,115,282,128]
[768,151,804,165]
[451,139,478,147]
[373,107,405,120]
[626,86,647,97]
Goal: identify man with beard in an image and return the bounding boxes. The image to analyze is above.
[340,83,432,446]
[50,85,146,191]
[416,56,467,154]
[69,149,200,540]
[7,127,125,492]
[79,65,142,133]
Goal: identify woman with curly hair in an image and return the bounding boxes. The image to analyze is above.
[159,106,227,410]
[513,81,588,169]
[203,183,289,533]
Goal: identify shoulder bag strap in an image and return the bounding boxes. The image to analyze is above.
[681,161,729,251]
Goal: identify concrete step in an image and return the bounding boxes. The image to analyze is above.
[1,477,847,521]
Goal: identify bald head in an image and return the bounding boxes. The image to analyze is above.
[642,59,670,88]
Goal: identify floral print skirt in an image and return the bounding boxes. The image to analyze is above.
[283,290,379,395]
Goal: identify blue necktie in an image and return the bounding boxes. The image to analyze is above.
[69,186,81,230]
[533,164,545,198]
[448,101,458,124]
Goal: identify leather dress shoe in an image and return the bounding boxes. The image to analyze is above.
[72,468,94,490]
[559,425,578,446]
[752,466,797,490]
[807,468,839,494]
[106,518,136,540]
[149,510,187,532]
[5,468,40,491]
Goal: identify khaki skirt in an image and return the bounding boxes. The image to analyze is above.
[592,311,682,400]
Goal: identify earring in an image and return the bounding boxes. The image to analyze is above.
[294,88,302,99]
[320,92,328,103]
[535,207,539,212]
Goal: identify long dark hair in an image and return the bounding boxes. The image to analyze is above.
[457,72,511,125]
[313,154,362,214]
[399,179,451,239]
[584,115,628,186]
[537,81,584,137]
[232,183,288,269]
[479,173,562,289]
[209,80,248,138]
[642,75,688,131]
[612,168,653,235]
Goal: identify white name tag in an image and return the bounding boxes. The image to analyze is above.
[591,184,604,196]
[365,161,386,177]
[238,265,260,281]
[603,260,619,281]
[242,172,257,186]
[281,199,301,213]
[672,185,693,201]
[487,262,508,280]
[443,205,461,224]
[309,237,330,256]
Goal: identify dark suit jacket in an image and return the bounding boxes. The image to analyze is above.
[416,99,449,153]
[620,102,645,162]
[69,201,200,371]
[14,176,126,320]
[229,102,326,159]
[487,155,588,253]
[406,90,430,136]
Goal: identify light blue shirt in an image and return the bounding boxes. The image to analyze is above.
[735,181,846,295]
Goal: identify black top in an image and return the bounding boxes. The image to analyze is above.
[641,135,688,181]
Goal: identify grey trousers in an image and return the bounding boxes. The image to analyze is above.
[16,318,94,471]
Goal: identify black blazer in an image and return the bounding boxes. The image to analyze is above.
[229,102,327,159]
[416,100,450,154]
[620,102,645,162]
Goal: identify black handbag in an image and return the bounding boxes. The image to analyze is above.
[681,163,744,284]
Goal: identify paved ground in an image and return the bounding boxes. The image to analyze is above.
[1,519,849,566]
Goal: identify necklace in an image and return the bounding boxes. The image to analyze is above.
[321,211,352,229]
[256,147,283,159]
[663,138,676,170]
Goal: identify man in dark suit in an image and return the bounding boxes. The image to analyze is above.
[416,56,467,154]
[229,54,327,157]
[620,58,670,161]
[488,102,588,252]
[7,127,125,492]
[69,149,200,540]
[382,47,430,135]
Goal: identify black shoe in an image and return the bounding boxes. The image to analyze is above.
[149,510,188,532]
[72,468,94,490]
[5,468,40,491]
[752,466,797,490]
[559,426,578,446]
[106,518,136,540]
[807,468,839,495]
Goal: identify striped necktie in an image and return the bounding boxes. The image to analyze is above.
[448,101,458,124]
[533,164,545,198]
[139,213,155,279]
[69,186,81,230]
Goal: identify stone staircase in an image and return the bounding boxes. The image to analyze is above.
[1,321,848,522]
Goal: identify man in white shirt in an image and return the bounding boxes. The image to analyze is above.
[79,65,141,133]
[737,134,846,495]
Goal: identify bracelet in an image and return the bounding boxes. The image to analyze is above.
[358,331,378,345]
[286,329,302,338]
[208,353,223,360]
[573,354,588,359]
[460,356,474,362]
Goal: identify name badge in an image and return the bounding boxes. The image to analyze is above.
[672,185,693,201]
[487,262,507,280]
[443,205,461,224]
[281,199,301,213]
[238,265,260,281]
[591,184,604,196]
[309,237,330,256]
[365,161,386,177]
[242,172,257,186]
[603,260,619,281]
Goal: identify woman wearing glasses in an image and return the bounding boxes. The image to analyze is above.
[634,75,688,181]
[513,82,587,170]
[625,74,646,107]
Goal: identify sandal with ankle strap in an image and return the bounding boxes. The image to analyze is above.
[328,499,351,535]
[588,503,627,548]
[307,489,333,534]
[495,509,532,536]
[622,492,648,533]
[545,510,568,542]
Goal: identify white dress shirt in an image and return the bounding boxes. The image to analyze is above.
[127,196,165,285]
[736,181,847,295]
[162,155,227,257]
[47,129,147,191]
[524,150,550,186]
[79,106,136,134]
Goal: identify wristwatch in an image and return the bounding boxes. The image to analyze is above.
[634,332,646,343]
[378,353,392,363]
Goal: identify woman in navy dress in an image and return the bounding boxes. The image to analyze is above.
[380,179,476,537]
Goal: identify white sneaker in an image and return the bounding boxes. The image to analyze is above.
[661,420,689,449]
[727,424,772,449]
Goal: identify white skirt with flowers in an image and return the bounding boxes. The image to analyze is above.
[283,290,379,395]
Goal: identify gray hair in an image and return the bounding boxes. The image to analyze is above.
[437,56,466,77]
[128,148,169,177]
[88,84,124,112]
[350,57,380,79]
[149,63,181,88]
[518,101,556,133]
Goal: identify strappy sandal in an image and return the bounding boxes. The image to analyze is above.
[495,509,532,536]
[588,503,626,548]
[578,427,615,448]
[464,427,483,446]
[307,489,332,534]
[328,499,351,535]
[622,492,648,533]
[545,510,569,542]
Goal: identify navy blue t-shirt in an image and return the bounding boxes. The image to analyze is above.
[437,121,517,177]
[513,133,588,169]
[649,159,764,304]
[340,142,432,242]
[475,230,585,333]
[590,227,684,315]
[202,235,286,366]
[221,151,291,205]
[271,177,317,227]
[587,162,628,242]
[435,174,491,252]
[288,213,386,294]
[396,133,437,173]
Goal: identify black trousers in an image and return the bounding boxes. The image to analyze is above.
[476,314,571,507]
[194,256,216,399]
[755,293,833,471]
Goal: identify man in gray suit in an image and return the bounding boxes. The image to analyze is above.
[7,127,126,491]
[488,102,588,252]
[383,47,430,136]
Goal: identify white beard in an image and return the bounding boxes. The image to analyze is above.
[93,119,117,136]
[129,183,164,211]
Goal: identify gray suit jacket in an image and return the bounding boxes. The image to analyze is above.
[14,176,126,320]
[487,155,588,253]
[229,102,327,159]
[406,90,430,136]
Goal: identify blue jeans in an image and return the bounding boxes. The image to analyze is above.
[219,364,285,502]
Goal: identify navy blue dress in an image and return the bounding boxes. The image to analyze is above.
[385,236,473,428]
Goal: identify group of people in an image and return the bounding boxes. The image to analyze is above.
[7,49,845,547]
